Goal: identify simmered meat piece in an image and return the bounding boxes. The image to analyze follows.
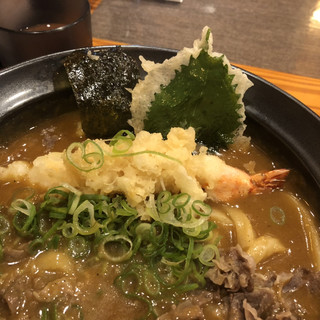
[274,311,298,320]
[282,268,320,295]
[205,245,255,292]
[1,275,33,314]
[157,291,214,320]
[33,276,77,302]
[228,288,277,320]
[157,300,204,320]
[3,242,29,263]
[243,299,262,320]
[243,300,298,320]
[204,247,320,320]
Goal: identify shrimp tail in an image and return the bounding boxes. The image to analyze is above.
[250,169,290,194]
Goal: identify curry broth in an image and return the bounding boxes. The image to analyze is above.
[220,144,318,273]
[0,111,320,319]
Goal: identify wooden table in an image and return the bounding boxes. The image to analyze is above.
[89,0,320,117]
[92,37,320,117]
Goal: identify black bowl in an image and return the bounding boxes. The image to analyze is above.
[0,46,319,210]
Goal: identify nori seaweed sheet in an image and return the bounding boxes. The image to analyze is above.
[64,47,140,138]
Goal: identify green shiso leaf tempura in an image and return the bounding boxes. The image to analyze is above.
[129,26,253,150]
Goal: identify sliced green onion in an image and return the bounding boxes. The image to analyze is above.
[41,307,49,320]
[99,235,133,262]
[148,191,213,230]
[7,184,221,312]
[184,220,216,239]
[192,200,212,217]
[43,186,69,205]
[11,199,35,216]
[161,257,185,267]
[270,206,286,225]
[172,193,191,208]
[61,222,78,238]
[81,194,110,202]
[66,140,104,172]
[135,223,151,240]
[111,136,134,154]
[121,215,138,238]
[38,215,52,236]
[185,237,194,271]
[12,199,36,235]
[119,199,137,216]
[29,238,44,255]
[109,130,135,146]
[143,269,160,296]
[68,236,91,259]
[149,221,169,247]
[191,243,204,259]
[114,265,158,319]
[109,150,182,165]
[196,221,217,240]
[0,215,10,235]
[49,209,67,220]
[157,191,172,204]
[72,200,102,235]
[47,234,61,250]
[42,220,64,243]
[61,183,82,196]
[68,193,81,215]
[174,282,199,293]
[70,304,84,320]
[40,303,58,320]
[156,207,206,229]
[199,244,219,266]
[170,228,185,251]
[156,191,172,215]
[190,261,207,287]
[66,133,182,174]
[29,220,64,254]
[183,225,202,237]
[116,269,141,295]
[11,187,35,201]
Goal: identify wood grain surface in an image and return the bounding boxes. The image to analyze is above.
[233,63,320,116]
[92,37,320,117]
[90,0,320,80]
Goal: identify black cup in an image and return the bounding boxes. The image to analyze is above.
[0,0,92,68]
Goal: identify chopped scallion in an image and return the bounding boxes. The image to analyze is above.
[199,244,219,266]
[7,185,219,315]
[0,215,10,235]
[99,235,133,262]
[68,236,91,259]
[66,140,104,172]
[270,206,286,226]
